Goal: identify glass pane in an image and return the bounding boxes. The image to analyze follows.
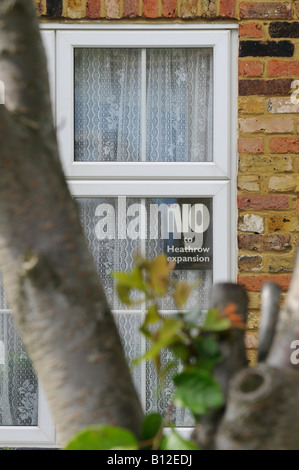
[0,273,8,310]
[74,48,213,163]
[76,197,142,309]
[77,196,213,426]
[75,49,142,162]
[146,49,213,162]
[146,349,194,426]
[0,313,38,426]
[145,197,213,310]
[113,312,143,397]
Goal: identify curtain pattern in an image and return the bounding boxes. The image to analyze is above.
[75,49,142,162]
[74,48,213,163]
[0,309,38,427]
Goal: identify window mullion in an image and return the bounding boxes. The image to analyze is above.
[141,48,147,163]
[140,196,147,412]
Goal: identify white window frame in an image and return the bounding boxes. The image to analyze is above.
[60,25,238,436]
[0,378,55,447]
[42,30,56,114]
[56,28,231,180]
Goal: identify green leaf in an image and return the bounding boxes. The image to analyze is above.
[64,425,138,450]
[193,336,222,371]
[180,308,206,326]
[145,305,162,325]
[173,369,224,416]
[141,413,163,442]
[149,254,174,295]
[204,309,231,332]
[139,318,183,362]
[199,335,219,356]
[140,306,162,339]
[115,284,132,305]
[194,335,221,361]
[160,428,200,450]
[173,282,192,308]
[112,267,148,305]
[171,343,189,362]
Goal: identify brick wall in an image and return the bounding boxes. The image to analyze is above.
[236,3,299,364]
[38,0,299,364]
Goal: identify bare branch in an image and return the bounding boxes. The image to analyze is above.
[258,282,281,362]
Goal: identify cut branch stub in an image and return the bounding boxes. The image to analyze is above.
[192,283,249,450]
[208,283,249,396]
[215,363,299,450]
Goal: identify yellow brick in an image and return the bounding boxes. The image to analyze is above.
[268,97,299,114]
[35,0,46,15]
[264,254,296,273]
[267,214,299,233]
[66,0,87,18]
[247,291,261,310]
[240,155,293,173]
[245,332,259,349]
[246,349,258,366]
[268,175,299,192]
[239,117,294,134]
[247,311,261,330]
[238,96,264,114]
[238,175,260,192]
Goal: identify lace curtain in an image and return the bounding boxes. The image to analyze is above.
[0,275,38,427]
[74,48,213,163]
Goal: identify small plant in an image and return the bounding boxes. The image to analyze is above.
[65,254,244,450]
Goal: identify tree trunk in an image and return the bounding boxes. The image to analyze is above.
[0,0,144,446]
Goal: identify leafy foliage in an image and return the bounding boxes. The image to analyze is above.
[64,425,139,450]
[160,428,200,450]
[65,254,244,450]
[173,369,224,416]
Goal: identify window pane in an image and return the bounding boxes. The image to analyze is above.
[74,48,213,163]
[146,49,213,162]
[0,313,38,427]
[114,312,143,398]
[145,197,213,310]
[75,49,142,162]
[77,196,213,426]
[76,197,142,309]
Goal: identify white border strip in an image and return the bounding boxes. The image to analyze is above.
[41,23,238,31]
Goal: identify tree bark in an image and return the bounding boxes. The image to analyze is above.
[192,283,249,449]
[0,0,144,446]
[194,279,299,450]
